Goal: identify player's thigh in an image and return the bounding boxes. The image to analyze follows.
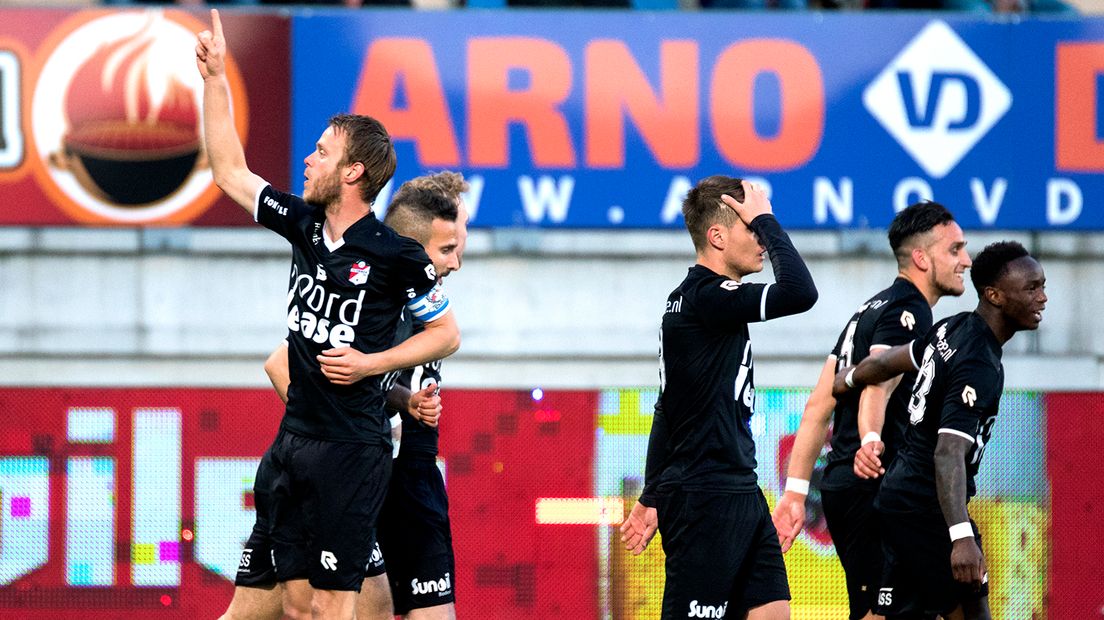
[299,437,392,591]
[747,599,791,620]
[356,573,394,620]
[406,602,457,620]
[310,588,357,620]
[382,460,456,614]
[281,579,312,620]
[730,491,791,612]
[656,491,761,620]
[822,487,882,620]
[220,584,283,620]
[877,510,961,619]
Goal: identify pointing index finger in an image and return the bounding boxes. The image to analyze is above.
[210,9,223,38]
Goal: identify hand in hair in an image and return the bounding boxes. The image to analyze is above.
[721,180,772,225]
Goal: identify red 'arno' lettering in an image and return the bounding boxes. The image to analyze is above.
[1056,42,1104,172]
[710,39,824,172]
[350,36,825,172]
[351,38,460,166]
[585,40,699,168]
[467,37,576,168]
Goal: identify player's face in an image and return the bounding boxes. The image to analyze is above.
[424,211,465,279]
[996,256,1047,331]
[926,221,971,297]
[302,126,345,206]
[723,217,766,277]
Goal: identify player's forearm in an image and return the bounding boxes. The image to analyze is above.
[386,383,413,414]
[751,214,818,318]
[934,435,972,528]
[640,401,668,508]
[787,357,836,481]
[202,75,255,211]
[856,377,898,438]
[264,345,290,405]
[372,316,459,375]
[786,402,832,482]
[851,345,914,389]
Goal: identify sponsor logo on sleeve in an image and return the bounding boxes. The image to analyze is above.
[901,310,916,330]
[962,385,977,406]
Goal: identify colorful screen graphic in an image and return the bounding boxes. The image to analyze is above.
[0,387,1093,618]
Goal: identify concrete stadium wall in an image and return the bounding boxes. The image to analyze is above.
[0,227,1100,390]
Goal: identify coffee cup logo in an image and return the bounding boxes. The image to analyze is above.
[30,10,248,224]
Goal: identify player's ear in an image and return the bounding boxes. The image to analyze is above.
[707,224,726,251]
[983,285,1002,307]
[344,161,365,183]
[911,246,929,271]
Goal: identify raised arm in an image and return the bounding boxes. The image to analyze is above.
[721,182,818,320]
[773,355,836,552]
[196,9,265,213]
[935,433,986,589]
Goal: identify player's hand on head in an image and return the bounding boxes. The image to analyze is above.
[409,383,442,427]
[771,492,806,553]
[853,441,885,479]
[619,502,658,556]
[317,347,375,385]
[195,9,227,80]
[721,180,772,224]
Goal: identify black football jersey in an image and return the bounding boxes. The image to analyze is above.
[256,185,450,445]
[820,278,931,491]
[641,214,817,504]
[877,312,1004,514]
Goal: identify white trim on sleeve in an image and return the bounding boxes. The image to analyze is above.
[938,428,976,443]
[759,283,772,322]
[869,344,892,351]
[907,341,921,370]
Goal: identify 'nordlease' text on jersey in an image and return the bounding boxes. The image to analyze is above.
[256,185,450,445]
[647,214,818,498]
[877,311,1004,514]
[821,278,931,491]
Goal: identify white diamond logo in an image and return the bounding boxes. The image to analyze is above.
[863,21,1012,179]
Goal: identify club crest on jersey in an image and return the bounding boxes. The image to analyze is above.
[349,261,371,285]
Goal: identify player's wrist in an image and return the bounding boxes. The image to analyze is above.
[845,368,857,389]
[784,477,810,496]
[948,521,974,542]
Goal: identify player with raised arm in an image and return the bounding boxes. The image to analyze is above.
[620,177,818,620]
[771,202,970,620]
[259,178,470,620]
[834,241,1046,620]
[197,11,459,620]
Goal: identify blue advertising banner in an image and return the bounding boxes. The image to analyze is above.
[291,13,1104,229]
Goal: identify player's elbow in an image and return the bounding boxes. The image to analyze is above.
[794,282,819,313]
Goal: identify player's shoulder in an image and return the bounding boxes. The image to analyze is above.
[681,265,744,297]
